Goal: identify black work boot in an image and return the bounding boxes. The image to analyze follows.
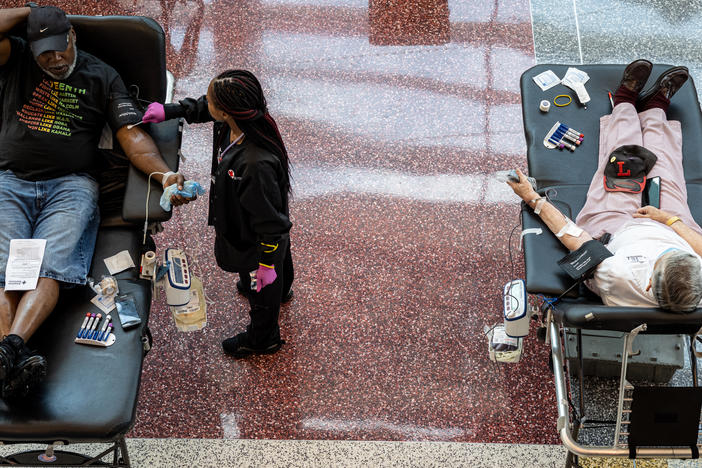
[222,331,284,358]
[0,335,22,381]
[3,344,47,399]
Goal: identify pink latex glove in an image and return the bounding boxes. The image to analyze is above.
[255,264,277,292]
[142,102,165,123]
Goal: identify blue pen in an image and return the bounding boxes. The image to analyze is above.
[98,315,111,341]
[103,323,113,342]
[81,313,96,339]
[77,312,91,338]
[89,314,102,340]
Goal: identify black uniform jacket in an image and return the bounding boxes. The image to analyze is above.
[164,96,291,272]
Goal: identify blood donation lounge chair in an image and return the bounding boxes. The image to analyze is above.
[0,16,181,467]
[520,64,702,467]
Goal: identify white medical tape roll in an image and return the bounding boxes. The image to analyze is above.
[144,251,157,265]
[539,100,550,112]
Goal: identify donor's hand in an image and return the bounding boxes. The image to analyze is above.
[633,205,672,224]
[505,168,538,202]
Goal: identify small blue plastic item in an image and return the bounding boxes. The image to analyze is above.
[160,180,206,211]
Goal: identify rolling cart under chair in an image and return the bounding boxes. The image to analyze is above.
[0,15,182,467]
[520,64,702,467]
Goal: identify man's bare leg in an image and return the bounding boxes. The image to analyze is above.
[8,278,59,341]
[0,289,21,337]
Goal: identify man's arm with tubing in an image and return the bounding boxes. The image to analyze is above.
[506,168,594,251]
[634,205,702,257]
[115,126,194,207]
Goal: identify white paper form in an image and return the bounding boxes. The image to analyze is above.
[5,239,46,291]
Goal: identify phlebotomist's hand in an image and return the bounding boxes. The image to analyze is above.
[633,206,673,224]
[142,102,165,124]
[255,264,277,292]
[505,168,538,203]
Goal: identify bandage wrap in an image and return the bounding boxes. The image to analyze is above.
[159,181,206,211]
[556,218,584,238]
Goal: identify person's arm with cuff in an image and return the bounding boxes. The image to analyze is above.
[634,205,702,257]
[506,168,593,251]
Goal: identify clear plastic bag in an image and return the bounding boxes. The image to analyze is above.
[115,293,141,329]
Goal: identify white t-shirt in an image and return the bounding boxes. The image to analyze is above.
[586,220,702,307]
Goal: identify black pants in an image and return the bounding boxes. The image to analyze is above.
[237,241,294,346]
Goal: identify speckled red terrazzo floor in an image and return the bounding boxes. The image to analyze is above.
[2,0,558,443]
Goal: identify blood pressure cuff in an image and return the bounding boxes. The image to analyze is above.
[557,239,613,280]
[108,93,143,130]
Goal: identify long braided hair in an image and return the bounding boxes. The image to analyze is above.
[210,70,290,192]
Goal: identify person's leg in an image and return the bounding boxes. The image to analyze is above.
[1,173,98,397]
[223,242,289,357]
[0,171,35,337]
[8,278,59,340]
[281,243,294,302]
[640,108,702,234]
[575,103,645,237]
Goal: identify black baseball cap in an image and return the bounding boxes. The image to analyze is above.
[603,145,658,193]
[27,6,71,58]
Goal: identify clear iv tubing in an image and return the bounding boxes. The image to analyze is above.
[144,171,166,245]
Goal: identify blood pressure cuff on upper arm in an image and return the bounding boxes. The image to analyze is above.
[557,240,613,280]
[108,93,143,131]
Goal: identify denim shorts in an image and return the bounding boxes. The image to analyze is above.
[0,170,100,288]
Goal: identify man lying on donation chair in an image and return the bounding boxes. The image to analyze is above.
[0,5,193,398]
[508,59,702,312]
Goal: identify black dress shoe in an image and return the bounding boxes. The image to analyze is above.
[619,59,653,94]
[638,66,689,105]
[236,280,294,303]
[222,331,285,358]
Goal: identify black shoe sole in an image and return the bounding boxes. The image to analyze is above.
[3,355,47,399]
[223,340,285,359]
[638,66,689,103]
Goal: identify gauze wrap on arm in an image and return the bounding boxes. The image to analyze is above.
[160,181,206,211]
[556,218,584,238]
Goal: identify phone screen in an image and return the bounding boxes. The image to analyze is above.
[643,176,661,209]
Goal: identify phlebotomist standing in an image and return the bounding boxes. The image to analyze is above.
[143,70,294,357]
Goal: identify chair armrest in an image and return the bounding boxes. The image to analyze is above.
[121,119,183,224]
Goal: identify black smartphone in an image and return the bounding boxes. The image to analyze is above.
[642,176,661,208]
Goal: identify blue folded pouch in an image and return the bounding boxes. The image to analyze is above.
[160,180,206,211]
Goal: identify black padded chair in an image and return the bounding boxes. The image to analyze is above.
[0,16,181,467]
[520,64,702,463]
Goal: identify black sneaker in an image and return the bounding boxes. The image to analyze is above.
[236,280,294,303]
[2,348,46,399]
[0,335,22,381]
[222,332,284,358]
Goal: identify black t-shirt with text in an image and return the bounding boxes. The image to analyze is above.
[0,37,132,180]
